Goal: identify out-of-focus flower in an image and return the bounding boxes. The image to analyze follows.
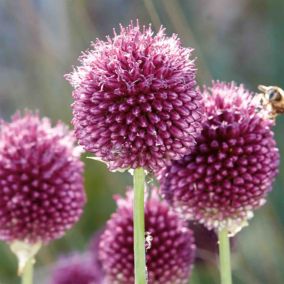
[50,252,102,284]
[189,222,219,264]
[160,82,279,235]
[0,112,85,243]
[88,228,105,278]
[66,21,202,172]
[98,189,195,284]
[189,222,235,264]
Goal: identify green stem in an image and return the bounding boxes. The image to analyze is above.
[21,258,34,284]
[218,228,232,284]
[133,168,146,284]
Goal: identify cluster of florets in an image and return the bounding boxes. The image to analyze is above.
[50,252,103,284]
[66,22,203,172]
[98,189,196,284]
[160,82,279,234]
[0,112,85,243]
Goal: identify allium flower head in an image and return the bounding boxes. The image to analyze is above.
[160,82,279,235]
[98,189,195,284]
[66,21,202,172]
[0,112,85,243]
[50,253,102,284]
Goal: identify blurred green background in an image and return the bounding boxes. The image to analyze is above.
[0,0,284,283]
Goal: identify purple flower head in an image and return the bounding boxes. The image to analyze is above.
[160,81,280,235]
[0,112,85,243]
[66,21,202,172]
[50,252,102,284]
[98,189,195,284]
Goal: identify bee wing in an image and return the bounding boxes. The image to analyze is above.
[258,85,270,93]
[251,92,266,106]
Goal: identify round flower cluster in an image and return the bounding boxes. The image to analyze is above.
[0,112,85,243]
[50,253,103,284]
[160,82,279,234]
[66,22,202,172]
[98,190,195,284]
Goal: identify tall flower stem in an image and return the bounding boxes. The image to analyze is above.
[218,228,232,284]
[10,241,41,284]
[21,258,34,284]
[133,168,146,284]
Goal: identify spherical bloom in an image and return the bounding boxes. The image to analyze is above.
[66,22,202,172]
[98,190,195,284]
[0,112,85,243]
[50,253,103,284]
[160,81,279,235]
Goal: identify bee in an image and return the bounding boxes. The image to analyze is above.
[257,85,284,118]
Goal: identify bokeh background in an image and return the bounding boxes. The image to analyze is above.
[0,0,284,283]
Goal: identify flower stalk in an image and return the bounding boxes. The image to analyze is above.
[218,228,232,284]
[133,168,146,284]
[21,258,34,284]
[10,241,41,284]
